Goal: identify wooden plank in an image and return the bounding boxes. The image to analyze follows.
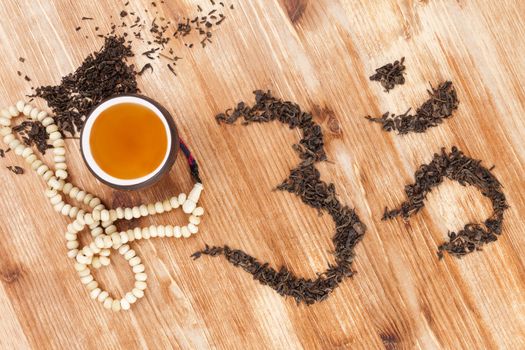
[0,0,523,348]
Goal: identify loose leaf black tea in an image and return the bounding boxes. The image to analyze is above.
[383,147,508,258]
[7,165,24,175]
[365,81,459,134]
[34,36,138,135]
[192,91,366,305]
[369,57,406,92]
[12,121,51,155]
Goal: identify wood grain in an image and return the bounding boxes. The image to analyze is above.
[0,0,524,349]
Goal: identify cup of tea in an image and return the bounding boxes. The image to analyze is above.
[80,94,179,190]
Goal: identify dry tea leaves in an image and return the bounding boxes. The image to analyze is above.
[12,121,51,155]
[34,36,138,135]
[369,57,406,92]
[366,81,459,134]
[383,147,508,258]
[193,91,366,305]
[7,165,24,175]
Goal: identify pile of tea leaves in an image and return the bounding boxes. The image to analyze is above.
[365,81,459,134]
[75,1,234,76]
[369,57,406,92]
[383,147,508,258]
[33,36,138,135]
[12,121,51,155]
[192,90,366,305]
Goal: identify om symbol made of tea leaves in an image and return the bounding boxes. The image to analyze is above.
[383,147,508,259]
[192,91,366,305]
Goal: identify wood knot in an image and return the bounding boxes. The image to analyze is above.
[282,0,307,23]
[1,267,22,284]
[312,105,342,137]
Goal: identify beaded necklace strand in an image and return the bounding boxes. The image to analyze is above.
[0,100,204,311]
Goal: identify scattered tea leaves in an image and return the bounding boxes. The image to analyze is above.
[12,121,51,155]
[7,166,24,175]
[383,147,508,258]
[369,57,406,92]
[366,81,459,134]
[137,63,153,75]
[193,91,366,305]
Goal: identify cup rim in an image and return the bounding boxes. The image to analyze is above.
[80,94,179,191]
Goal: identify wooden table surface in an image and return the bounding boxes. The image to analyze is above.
[0,0,524,349]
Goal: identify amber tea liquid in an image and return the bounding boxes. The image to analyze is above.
[90,103,168,179]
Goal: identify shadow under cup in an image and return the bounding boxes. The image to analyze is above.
[80,95,179,190]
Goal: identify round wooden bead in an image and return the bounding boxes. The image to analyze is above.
[120,299,131,310]
[67,249,79,259]
[53,147,66,156]
[165,225,174,237]
[129,256,141,267]
[135,273,147,282]
[68,206,79,218]
[8,106,18,117]
[97,291,109,302]
[108,209,117,221]
[52,139,64,147]
[91,210,101,221]
[177,193,187,205]
[112,299,121,312]
[188,223,198,234]
[36,164,49,175]
[189,215,201,225]
[54,155,66,163]
[103,297,113,309]
[147,204,156,215]
[55,169,67,179]
[135,281,147,290]
[192,207,204,217]
[36,111,47,121]
[120,232,129,244]
[133,227,142,240]
[3,133,14,144]
[124,249,136,260]
[66,241,79,249]
[80,275,94,284]
[21,147,33,158]
[169,196,180,209]
[116,207,124,219]
[141,227,150,239]
[43,170,54,181]
[9,139,21,150]
[25,154,37,164]
[132,288,144,299]
[41,117,54,126]
[154,202,164,214]
[61,204,72,216]
[139,205,148,217]
[94,236,105,248]
[89,197,101,208]
[162,200,171,212]
[14,144,25,156]
[126,230,135,242]
[46,124,58,133]
[94,204,105,212]
[173,226,182,238]
[100,209,110,222]
[91,257,102,269]
[22,105,32,116]
[83,194,93,205]
[90,288,102,300]
[30,108,39,119]
[124,207,133,220]
[181,226,191,238]
[16,100,25,112]
[157,225,165,238]
[132,264,145,273]
[132,206,140,218]
[148,225,157,238]
[125,292,137,304]
[118,244,130,255]
[99,256,111,266]
[86,281,98,291]
[74,263,86,272]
